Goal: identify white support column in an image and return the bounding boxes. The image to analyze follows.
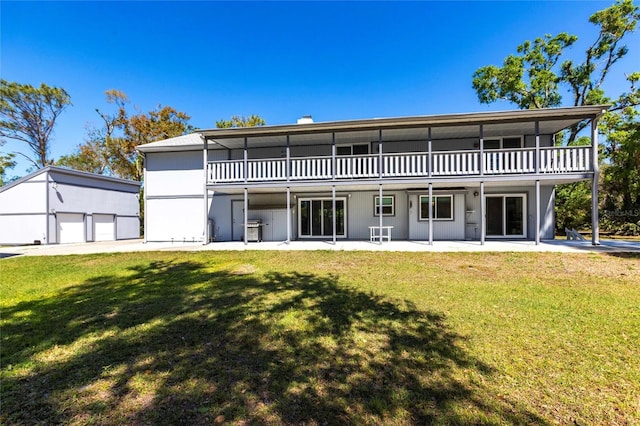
[332,185,337,244]
[203,136,209,245]
[286,187,291,244]
[535,121,540,174]
[535,180,541,245]
[428,127,432,178]
[591,119,600,245]
[379,183,383,244]
[286,135,291,182]
[378,129,383,179]
[45,171,50,244]
[428,183,433,245]
[331,133,336,180]
[480,181,486,245]
[243,137,248,183]
[243,187,248,245]
[142,155,147,244]
[479,125,484,176]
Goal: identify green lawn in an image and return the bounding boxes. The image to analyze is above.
[1,251,639,425]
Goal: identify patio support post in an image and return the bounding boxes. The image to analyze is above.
[332,133,336,180]
[203,136,209,245]
[243,137,248,183]
[286,187,291,244]
[535,180,541,245]
[591,119,600,245]
[535,121,540,174]
[378,129,383,244]
[243,187,248,245]
[479,125,484,176]
[480,181,486,245]
[332,185,337,244]
[428,183,433,245]
[378,129,383,179]
[286,135,291,181]
[379,184,384,244]
[428,127,432,178]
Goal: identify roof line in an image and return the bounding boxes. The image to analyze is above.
[197,105,610,139]
[0,166,141,193]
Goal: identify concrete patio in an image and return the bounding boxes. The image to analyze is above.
[2,238,639,257]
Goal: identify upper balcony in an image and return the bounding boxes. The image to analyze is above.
[207,145,592,185]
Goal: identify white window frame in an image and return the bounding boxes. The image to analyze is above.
[374,195,395,217]
[419,194,454,221]
[485,193,527,238]
[297,197,348,238]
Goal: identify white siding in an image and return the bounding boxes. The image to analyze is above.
[0,215,47,245]
[116,216,140,240]
[145,151,203,197]
[146,197,204,242]
[0,177,46,214]
[347,191,409,240]
[408,193,466,240]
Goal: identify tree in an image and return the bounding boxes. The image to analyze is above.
[0,80,71,168]
[58,90,193,181]
[472,0,639,143]
[0,140,16,186]
[216,114,266,128]
[472,0,640,234]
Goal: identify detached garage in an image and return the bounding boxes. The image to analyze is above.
[0,166,141,245]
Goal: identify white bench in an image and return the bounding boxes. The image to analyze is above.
[369,226,394,243]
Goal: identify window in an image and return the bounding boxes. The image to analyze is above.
[419,195,453,220]
[374,195,395,216]
[482,137,523,149]
[337,143,370,156]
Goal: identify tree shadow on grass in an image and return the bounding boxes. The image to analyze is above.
[2,260,547,424]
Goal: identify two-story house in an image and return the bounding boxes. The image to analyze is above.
[137,105,606,245]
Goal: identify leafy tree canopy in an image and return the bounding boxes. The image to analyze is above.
[216,115,266,128]
[0,79,71,168]
[58,90,193,181]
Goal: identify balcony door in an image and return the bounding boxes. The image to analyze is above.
[485,194,527,238]
[298,198,346,238]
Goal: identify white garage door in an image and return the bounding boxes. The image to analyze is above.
[94,214,115,241]
[58,213,85,244]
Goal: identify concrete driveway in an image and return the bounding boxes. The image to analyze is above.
[2,238,639,257]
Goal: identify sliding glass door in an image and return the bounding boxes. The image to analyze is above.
[486,194,526,238]
[299,198,346,238]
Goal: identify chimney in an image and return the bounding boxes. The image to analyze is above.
[297,115,313,124]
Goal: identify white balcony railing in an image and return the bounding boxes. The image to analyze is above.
[207,146,592,184]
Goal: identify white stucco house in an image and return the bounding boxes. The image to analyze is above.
[137,106,606,245]
[0,166,141,245]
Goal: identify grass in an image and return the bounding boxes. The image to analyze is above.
[1,251,639,425]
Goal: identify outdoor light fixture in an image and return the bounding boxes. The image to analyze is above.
[474,191,479,197]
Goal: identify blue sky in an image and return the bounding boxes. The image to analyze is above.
[2,1,637,176]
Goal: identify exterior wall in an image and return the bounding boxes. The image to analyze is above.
[145,151,208,242]
[49,170,139,241]
[0,174,48,244]
[0,169,139,245]
[146,197,204,242]
[408,192,467,240]
[346,191,409,240]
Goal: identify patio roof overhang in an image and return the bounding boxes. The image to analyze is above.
[137,105,609,153]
